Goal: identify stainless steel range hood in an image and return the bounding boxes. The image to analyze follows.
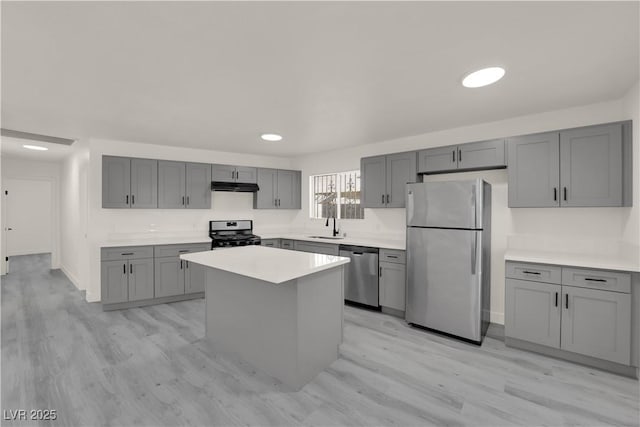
[211,181,260,192]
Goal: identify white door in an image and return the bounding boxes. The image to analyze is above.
[4,178,53,256]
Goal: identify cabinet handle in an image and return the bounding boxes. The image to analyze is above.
[123,263,126,274]
[565,293,569,309]
[186,261,189,269]
[458,149,462,163]
[452,150,456,162]
[522,270,541,275]
[131,195,135,205]
[180,260,183,269]
[386,194,390,204]
[553,187,557,201]
[555,292,558,307]
[126,195,129,205]
[387,255,398,259]
[563,187,567,201]
[379,266,382,277]
[121,252,134,256]
[382,195,385,204]
[182,196,185,205]
[178,249,190,253]
[187,196,190,205]
[585,278,607,283]
[130,264,133,274]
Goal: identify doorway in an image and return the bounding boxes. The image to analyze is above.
[3,178,53,273]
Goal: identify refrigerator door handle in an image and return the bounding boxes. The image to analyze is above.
[471,183,477,228]
[471,233,477,275]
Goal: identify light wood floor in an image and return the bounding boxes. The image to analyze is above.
[2,254,639,426]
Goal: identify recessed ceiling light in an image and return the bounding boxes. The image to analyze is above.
[260,133,283,142]
[462,67,505,88]
[23,144,48,151]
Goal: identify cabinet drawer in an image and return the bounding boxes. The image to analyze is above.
[562,268,631,293]
[101,246,154,261]
[261,239,280,248]
[280,239,294,249]
[380,249,406,264]
[505,261,561,284]
[155,243,210,258]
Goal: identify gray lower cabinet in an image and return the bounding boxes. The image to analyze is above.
[261,239,280,248]
[101,254,154,304]
[280,239,294,250]
[184,260,205,294]
[508,121,631,208]
[101,260,130,304]
[102,243,208,309]
[293,240,339,256]
[154,257,185,297]
[417,139,506,174]
[561,285,630,365]
[505,261,634,370]
[379,261,406,312]
[253,168,301,209]
[158,161,211,209]
[103,156,158,209]
[505,278,561,348]
[212,164,257,184]
[361,151,417,208]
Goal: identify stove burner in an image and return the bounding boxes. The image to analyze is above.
[209,220,261,250]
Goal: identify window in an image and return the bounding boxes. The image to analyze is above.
[310,170,364,219]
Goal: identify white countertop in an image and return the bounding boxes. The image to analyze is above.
[504,249,640,272]
[180,246,350,284]
[101,236,210,248]
[260,233,405,250]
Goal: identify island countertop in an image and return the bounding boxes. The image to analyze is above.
[180,245,350,284]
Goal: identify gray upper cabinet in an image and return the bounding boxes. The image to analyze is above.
[361,156,386,208]
[361,152,417,208]
[458,139,506,171]
[386,152,418,208]
[417,146,457,173]
[253,168,301,209]
[418,139,506,174]
[158,161,186,208]
[277,169,301,209]
[102,156,132,208]
[103,156,158,209]
[505,278,561,348]
[561,285,630,365]
[158,161,210,209]
[211,164,257,184]
[507,132,560,208]
[130,158,158,208]
[560,124,622,207]
[508,122,631,208]
[185,162,212,208]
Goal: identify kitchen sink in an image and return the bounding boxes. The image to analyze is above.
[307,235,344,240]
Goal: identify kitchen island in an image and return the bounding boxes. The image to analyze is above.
[180,245,350,390]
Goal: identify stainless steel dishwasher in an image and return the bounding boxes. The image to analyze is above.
[339,245,379,308]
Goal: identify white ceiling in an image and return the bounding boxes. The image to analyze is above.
[1,136,73,161]
[1,1,638,158]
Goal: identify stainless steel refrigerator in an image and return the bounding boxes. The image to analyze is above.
[405,179,491,344]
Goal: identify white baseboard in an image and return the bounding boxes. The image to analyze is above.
[85,290,100,303]
[60,264,82,290]
[490,310,504,325]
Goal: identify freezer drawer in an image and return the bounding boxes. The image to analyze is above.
[406,227,484,342]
